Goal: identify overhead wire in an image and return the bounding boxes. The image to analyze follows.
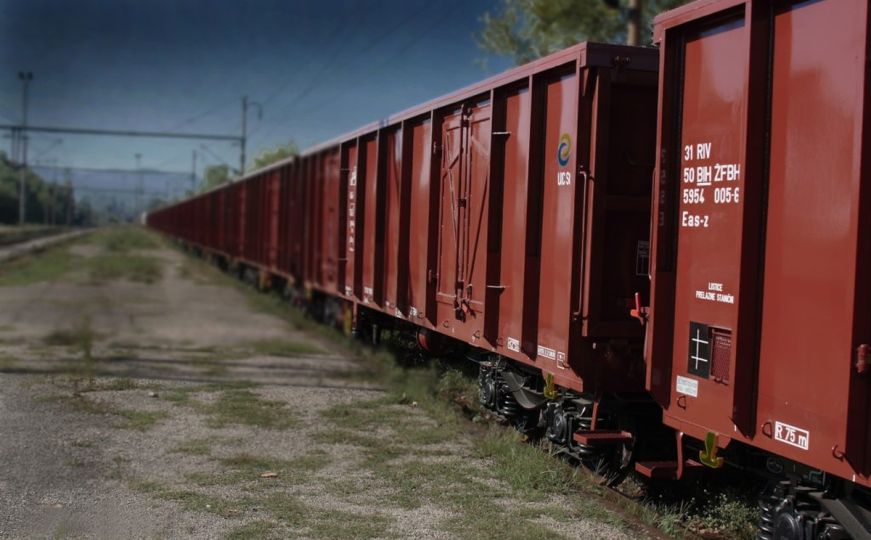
[288,0,467,126]
[246,0,435,148]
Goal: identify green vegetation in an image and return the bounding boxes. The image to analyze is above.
[0,227,163,286]
[185,451,330,488]
[198,387,297,429]
[0,224,66,246]
[0,152,85,226]
[477,0,690,63]
[0,243,81,286]
[89,226,160,252]
[251,140,299,171]
[50,394,168,431]
[225,520,275,540]
[247,337,324,357]
[129,477,391,539]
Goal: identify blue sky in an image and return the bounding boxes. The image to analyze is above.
[0,0,512,198]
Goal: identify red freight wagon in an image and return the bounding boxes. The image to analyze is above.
[311,42,660,479]
[150,42,661,482]
[645,0,871,537]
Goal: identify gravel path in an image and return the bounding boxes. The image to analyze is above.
[0,229,643,539]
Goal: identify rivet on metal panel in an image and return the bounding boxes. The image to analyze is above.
[761,421,773,438]
[677,395,687,409]
[832,445,846,461]
[442,320,449,328]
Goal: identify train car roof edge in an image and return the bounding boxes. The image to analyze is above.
[233,41,657,183]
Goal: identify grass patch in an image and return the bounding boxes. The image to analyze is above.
[86,252,162,284]
[247,337,324,357]
[130,477,386,537]
[476,427,589,500]
[0,224,64,246]
[161,380,259,407]
[0,244,80,286]
[186,450,331,488]
[89,226,160,253]
[200,388,296,429]
[0,356,17,370]
[171,438,214,456]
[226,520,275,540]
[0,227,162,286]
[116,409,168,430]
[307,510,391,539]
[50,394,168,431]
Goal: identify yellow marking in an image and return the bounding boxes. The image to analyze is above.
[699,431,724,468]
[543,373,556,400]
[343,308,353,336]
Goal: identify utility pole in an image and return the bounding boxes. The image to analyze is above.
[64,168,73,226]
[134,152,142,220]
[18,71,33,224]
[626,0,642,46]
[239,95,262,176]
[191,149,197,193]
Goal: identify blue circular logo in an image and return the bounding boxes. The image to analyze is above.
[557,133,571,167]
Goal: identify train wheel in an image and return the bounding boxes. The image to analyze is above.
[757,481,849,540]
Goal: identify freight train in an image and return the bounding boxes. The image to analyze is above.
[147,0,871,537]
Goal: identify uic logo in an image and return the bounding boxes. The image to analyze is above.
[557,133,572,167]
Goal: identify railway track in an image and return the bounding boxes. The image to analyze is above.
[0,229,88,264]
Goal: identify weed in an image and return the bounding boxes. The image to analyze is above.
[51,394,168,431]
[0,244,80,286]
[0,356,17,370]
[201,388,296,429]
[91,227,160,253]
[247,337,324,357]
[226,520,275,540]
[258,493,307,526]
[116,409,168,431]
[86,253,162,284]
[476,427,585,500]
[70,439,95,448]
[171,438,214,456]
[187,450,331,488]
[307,510,391,539]
[64,457,85,468]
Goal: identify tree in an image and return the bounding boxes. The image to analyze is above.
[252,140,299,170]
[200,164,230,193]
[477,0,689,64]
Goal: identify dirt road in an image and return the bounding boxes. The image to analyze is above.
[0,228,642,539]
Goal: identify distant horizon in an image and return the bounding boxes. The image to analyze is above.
[0,0,512,195]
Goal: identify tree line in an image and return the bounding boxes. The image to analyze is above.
[0,151,92,226]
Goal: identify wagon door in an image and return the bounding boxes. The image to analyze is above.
[756,0,870,474]
[435,103,491,340]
